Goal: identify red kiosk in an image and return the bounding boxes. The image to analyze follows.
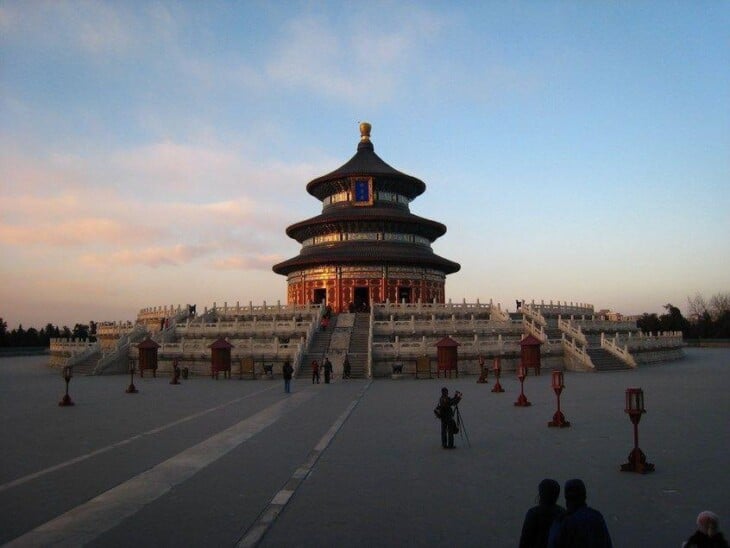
[435,336,460,378]
[520,334,543,376]
[137,337,160,378]
[209,338,233,380]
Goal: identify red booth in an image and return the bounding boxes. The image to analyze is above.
[209,338,233,380]
[435,336,460,378]
[520,334,543,376]
[137,337,160,378]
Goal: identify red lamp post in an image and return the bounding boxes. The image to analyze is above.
[477,355,489,384]
[491,357,504,393]
[514,364,531,406]
[58,366,74,406]
[620,388,655,473]
[548,370,570,427]
[126,358,139,394]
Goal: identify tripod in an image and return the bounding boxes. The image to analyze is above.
[454,405,471,448]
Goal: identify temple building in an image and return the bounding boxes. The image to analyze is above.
[272,123,460,312]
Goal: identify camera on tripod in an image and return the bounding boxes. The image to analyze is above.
[454,390,463,399]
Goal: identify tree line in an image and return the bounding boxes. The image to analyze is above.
[0,319,96,348]
[635,292,730,339]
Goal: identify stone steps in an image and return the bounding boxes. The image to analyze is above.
[586,347,631,371]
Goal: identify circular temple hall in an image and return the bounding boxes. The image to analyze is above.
[272,123,461,312]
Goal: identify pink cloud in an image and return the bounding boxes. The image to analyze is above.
[212,254,282,271]
[81,244,213,269]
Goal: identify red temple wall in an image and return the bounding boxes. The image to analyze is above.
[285,268,446,312]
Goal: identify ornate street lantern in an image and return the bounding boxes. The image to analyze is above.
[620,387,654,473]
[59,366,74,406]
[514,364,531,406]
[491,357,504,393]
[548,370,570,427]
[126,358,139,394]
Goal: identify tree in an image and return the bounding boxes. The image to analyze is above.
[687,293,708,322]
[72,323,89,340]
[709,292,730,321]
[637,313,660,334]
[0,317,7,346]
[659,303,689,336]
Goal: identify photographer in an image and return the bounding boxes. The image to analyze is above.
[435,387,462,449]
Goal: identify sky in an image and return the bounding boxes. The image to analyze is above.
[1,1,728,328]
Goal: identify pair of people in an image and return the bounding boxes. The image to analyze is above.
[519,478,612,548]
[311,358,333,384]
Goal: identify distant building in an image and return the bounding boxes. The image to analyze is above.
[272,123,460,312]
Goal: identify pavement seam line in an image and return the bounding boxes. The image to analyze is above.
[236,379,373,548]
[4,390,315,548]
[0,384,278,493]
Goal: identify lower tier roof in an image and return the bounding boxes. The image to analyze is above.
[272,241,461,276]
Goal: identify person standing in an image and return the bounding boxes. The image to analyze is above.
[435,387,461,449]
[547,479,612,548]
[519,479,565,548]
[311,360,320,384]
[323,357,333,384]
[282,360,294,394]
[342,355,351,379]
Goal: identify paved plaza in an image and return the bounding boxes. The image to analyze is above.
[1,348,728,547]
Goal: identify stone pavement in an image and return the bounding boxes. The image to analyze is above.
[0,348,728,547]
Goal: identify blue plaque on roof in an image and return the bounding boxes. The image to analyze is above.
[351,177,373,206]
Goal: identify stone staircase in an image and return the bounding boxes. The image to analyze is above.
[68,348,102,376]
[298,314,336,376]
[544,318,563,342]
[345,313,370,378]
[586,347,632,371]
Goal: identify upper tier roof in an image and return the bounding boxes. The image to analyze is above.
[285,206,448,242]
[306,125,426,200]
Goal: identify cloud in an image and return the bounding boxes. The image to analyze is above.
[0,217,153,247]
[81,243,213,269]
[265,8,448,105]
[211,254,283,271]
[0,1,179,57]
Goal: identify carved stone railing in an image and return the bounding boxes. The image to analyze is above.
[96,322,136,338]
[372,334,522,360]
[49,338,98,353]
[93,323,148,375]
[557,317,588,346]
[614,331,684,351]
[177,319,311,338]
[570,318,638,332]
[600,333,637,368]
[561,334,594,371]
[521,304,548,328]
[524,317,548,343]
[373,299,500,317]
[372,315,517,336]
[152,337,304,360]
[523,299,594,317]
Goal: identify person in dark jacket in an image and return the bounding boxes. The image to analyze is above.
[342,355,351,379]
[435,387,461,449]
[311,360,320,384]
[520,478,566,548]
[282,360,294,394]
[684,511,729,548]
[323,357,333,384]
[547,479,612,548]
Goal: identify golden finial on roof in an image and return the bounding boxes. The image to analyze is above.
[359,121,371,142]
